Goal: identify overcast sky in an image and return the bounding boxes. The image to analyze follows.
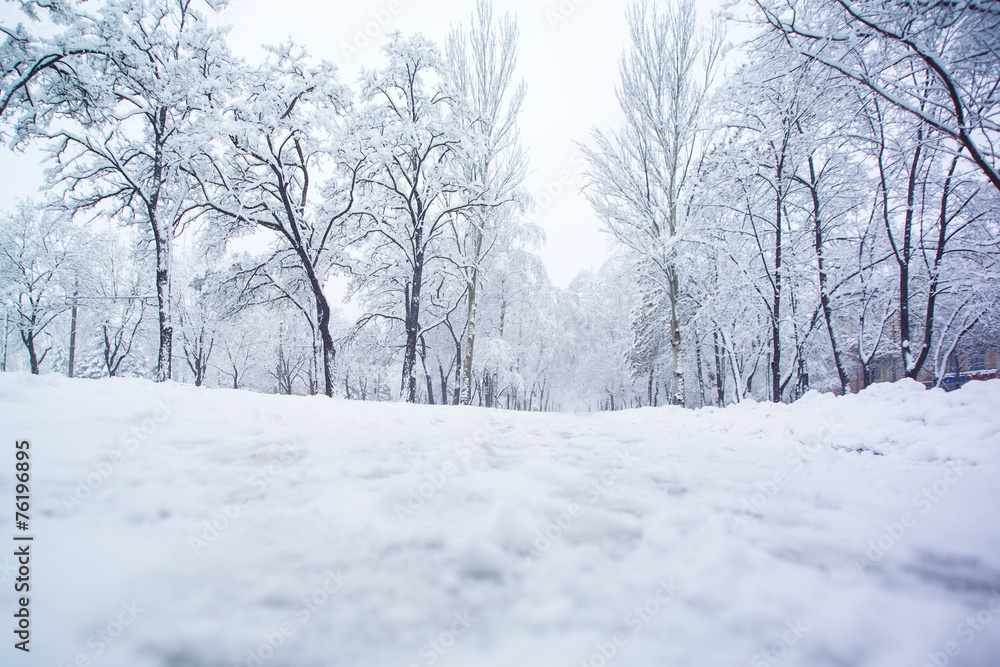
[0,0,729,288]
[222,0,635,288]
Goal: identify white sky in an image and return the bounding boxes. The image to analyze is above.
[0,0,730,288]
[221,0,631,288]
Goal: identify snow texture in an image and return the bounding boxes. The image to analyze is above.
[2,374,1000,666]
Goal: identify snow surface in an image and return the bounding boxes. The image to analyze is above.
[2,373,1000,667]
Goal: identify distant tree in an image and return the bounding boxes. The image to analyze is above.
[177,271,218,387]
[584,0,722,405]
[0,201,73,374]
[348,36,504,402]
[446,0,528,405]
[699,61,817,402]
[213,312,264,391]
[87,234,152,378]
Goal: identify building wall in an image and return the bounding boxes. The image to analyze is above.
[851,346,999,393]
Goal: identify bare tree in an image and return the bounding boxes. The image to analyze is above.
[584,0,722,405]
[753,0,1000,193]
[30,0,232,381]
[195,45,357,397]
[90,241,151,378]
[0,202,72,374]
[447,0,528,405]
[349,35,505,402]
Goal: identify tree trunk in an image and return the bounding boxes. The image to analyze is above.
[103,325,117,377]
[289,246,336,398]
[1,308,8,372]
[419,335,434,405]
[460,222,483,405]
[713,330,725,406]
[897,131,923,376]
[669,269,684,405]
[22,330,40,375]
[907,154,959,380]
[150,107,173,384]
[771,186,783,403]
[808,157,849,393]
[154,229,173,383]
[67,292,78,378]
[453,329,463,405]
[315,304,335,399]
[399,184,428,403]
[484,372,495,408]
[401,268,424,404]
[439,363,450,406]
[695,334,706,408]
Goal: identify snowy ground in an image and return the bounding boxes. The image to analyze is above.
[2,374,1000,667]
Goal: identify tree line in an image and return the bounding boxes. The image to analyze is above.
[2,0,998,410]
[586,0,999,406]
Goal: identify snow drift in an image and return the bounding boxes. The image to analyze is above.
[2,373,1000,667]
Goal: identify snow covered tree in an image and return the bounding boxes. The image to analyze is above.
[176,270,219,387]
[584,0,722,405]
[753,0,1000,194]
[22,0,234,382]
[675,9,1000,400]
[558,259,645,411]
[470,246,553,409]
[347,35,504,403]
[213,310,266,390]
[446,0,528,405]
[851,85,996,381]
[0,0,97,137]
[85,232,154,378]
[194,44,355,397]
[0,201,74,374]
[336,319,396,402]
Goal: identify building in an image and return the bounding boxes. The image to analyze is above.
[850,347,999,393]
